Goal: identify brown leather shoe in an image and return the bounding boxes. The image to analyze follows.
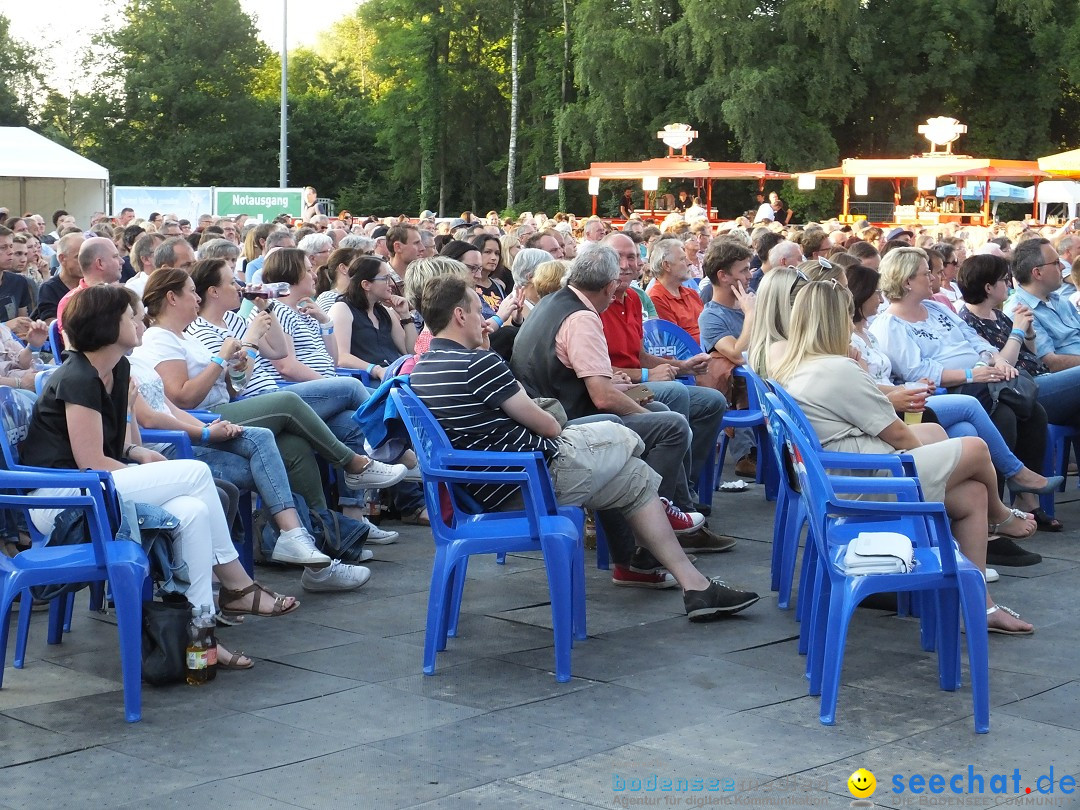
[678,526,737,553]
[734,454,757,478]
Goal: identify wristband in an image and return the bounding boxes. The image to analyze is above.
[246,348,258,360]
[965,369,974,383]
[320,325,334,336]
[641,368,649,382]
[201,426,210,445]
[124,443,137,457]
[1010,328,1026,340]
[490,315,504,328]
[210,355,226,368]
[399,318,413,327]
[366,363,377,374]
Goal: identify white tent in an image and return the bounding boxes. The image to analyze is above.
[1035,180,1080,221]
[0,127,109,228]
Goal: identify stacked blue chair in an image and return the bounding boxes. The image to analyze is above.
[765,394,990,732]
[390,384,586,683]
[1039,424,1079,518]
[0,470,149,723]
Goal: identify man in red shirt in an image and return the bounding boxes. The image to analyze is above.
[647,237,704,342]
[600,233,729,521]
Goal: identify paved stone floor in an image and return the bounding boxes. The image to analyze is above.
[3,474,1080,809]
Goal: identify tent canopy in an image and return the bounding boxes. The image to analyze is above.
[1038,149,1080,178]
[935,181,1031,202]
[0,127,108,181]
[797,156,1048,182]
[545,157,789,182]
[0,127,109,225]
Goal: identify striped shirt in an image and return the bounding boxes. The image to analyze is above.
[261,302,336,383]
[411,338,558,509]
[186,311,280,398]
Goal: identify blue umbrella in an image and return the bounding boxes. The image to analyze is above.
[935,181,1032,202]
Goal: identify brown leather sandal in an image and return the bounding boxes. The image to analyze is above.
[218,582,299,617]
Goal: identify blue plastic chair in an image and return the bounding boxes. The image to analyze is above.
[766,396,990,733]
[390,384,586,683]
[1039,423,1079,518]
[48,320,64,361]
[766,380,922,618]
[0,468,150,723]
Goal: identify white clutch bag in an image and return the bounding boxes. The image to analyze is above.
[842,531,916,575]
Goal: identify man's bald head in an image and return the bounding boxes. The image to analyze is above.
[78,236,122,283]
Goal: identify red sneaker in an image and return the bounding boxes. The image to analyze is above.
[660,498,705,535]
[612,564,677,589]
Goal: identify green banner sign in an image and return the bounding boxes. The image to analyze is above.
[214,188,303,222]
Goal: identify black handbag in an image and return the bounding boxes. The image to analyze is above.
[989,370,1040,420]
[142,599,190,685]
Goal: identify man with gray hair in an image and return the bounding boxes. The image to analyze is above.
[340,234,377,253]
[33,231,84,322]
[297,232,333,269]
[510,248,552,291]
[513,242,732,583]
[124,232,166,299]
[647,237,703,342]
[153,237,196,273]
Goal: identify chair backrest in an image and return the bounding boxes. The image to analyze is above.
[0,385,34,468]
[390,383,449,474]
[35,364,59,396]
[767,379,826,452]
[49,320,64,359]
[641,319,701,363]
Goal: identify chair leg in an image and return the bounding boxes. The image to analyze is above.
[818,589,853,726]
[777,498,805,611]
[47,595,66,645]
[959,576,990,733]
[446,557,469,639]
[934,589,961,692]
[424,548,453,675]
[770,489,787,592]
[14,590,32,668]
[540,537,576,683]
[696,440,717,503]
[713,434,730,489]
[0,584,17,685]
[107,565,146,723]
[238,491,254,577]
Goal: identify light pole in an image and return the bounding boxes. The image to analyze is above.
[279,0,288,188]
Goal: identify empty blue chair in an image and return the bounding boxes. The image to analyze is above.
[0,468,150,722]
[766,396,989,732]
[1039,423,1078,518]
[390,384,586,683]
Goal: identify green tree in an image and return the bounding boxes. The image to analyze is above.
[0,14,43,128]
[73,0,276,186]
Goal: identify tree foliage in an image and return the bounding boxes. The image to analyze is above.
[16,0,1080,217]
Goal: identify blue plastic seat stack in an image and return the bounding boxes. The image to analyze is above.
[390,384,586,683]
[764,391,990,733]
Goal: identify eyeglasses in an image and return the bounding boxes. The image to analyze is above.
[1034,259,1064,271]
[463,263,482,273]
[371,275,393,282]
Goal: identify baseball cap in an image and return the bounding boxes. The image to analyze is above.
[449,218,467,229]
[419,210,436,221]
[371,225,389,240]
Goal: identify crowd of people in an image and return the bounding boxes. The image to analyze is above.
[0,197,1073,670]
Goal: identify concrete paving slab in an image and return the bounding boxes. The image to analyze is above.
[0,659,120,712]
[370,713,616,780]
[269,635,427,682]
[228,746,488,810]
[251,682,485,744]
[405,781,606,809]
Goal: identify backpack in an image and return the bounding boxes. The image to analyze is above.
[254,491,369,565]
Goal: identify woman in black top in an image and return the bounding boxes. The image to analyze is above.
[24,285,298,667]
[329,256,415,381]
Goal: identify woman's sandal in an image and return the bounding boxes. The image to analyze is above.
[216,646,254,670]
[986,604,1034,636]
[1031,507,1064,533]
[219,582,299,617]
[989,508,1036,539]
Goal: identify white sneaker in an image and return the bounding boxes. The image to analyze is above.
[271,529,332,566]
[984,567,1000,583]
[357,548,374,562]
[301,560,371,592]
[365,522,399,545]
[344,460,408,490]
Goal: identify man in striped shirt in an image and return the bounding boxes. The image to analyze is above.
[409,274,759,621]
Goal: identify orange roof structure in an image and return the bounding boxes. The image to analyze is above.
[545,157,789,182]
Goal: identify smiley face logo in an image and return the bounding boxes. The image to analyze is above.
[847,768,876,798]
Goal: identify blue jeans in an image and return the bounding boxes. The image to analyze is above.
[190,426,295,516]
[645,381,728,493]
[1034,366,1080,427]
[927,393,1023,478]
[288,377,371,506]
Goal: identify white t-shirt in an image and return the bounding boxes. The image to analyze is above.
[127,352,172,416]
[133,326,230,409]
[755,203,775,222]
[125,273,150,300]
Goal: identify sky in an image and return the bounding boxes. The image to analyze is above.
[8,0,361,93]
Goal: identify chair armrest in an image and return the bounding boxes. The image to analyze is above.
[184,410,218,424]
[818,451,907,474]
[336,367,373,386]
[825,475,923,501]
[141,429,194,459]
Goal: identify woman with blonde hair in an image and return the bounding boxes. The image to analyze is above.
[404,257,474,357]
[798,258,847,286]
[774,281,1034,634]
[500,231,521,273]
[746,266,805,377]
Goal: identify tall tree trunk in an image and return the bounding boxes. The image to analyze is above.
[506,1,520,210]
[557,0,570,212]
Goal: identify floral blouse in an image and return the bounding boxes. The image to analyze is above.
[959,307,1048,377]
